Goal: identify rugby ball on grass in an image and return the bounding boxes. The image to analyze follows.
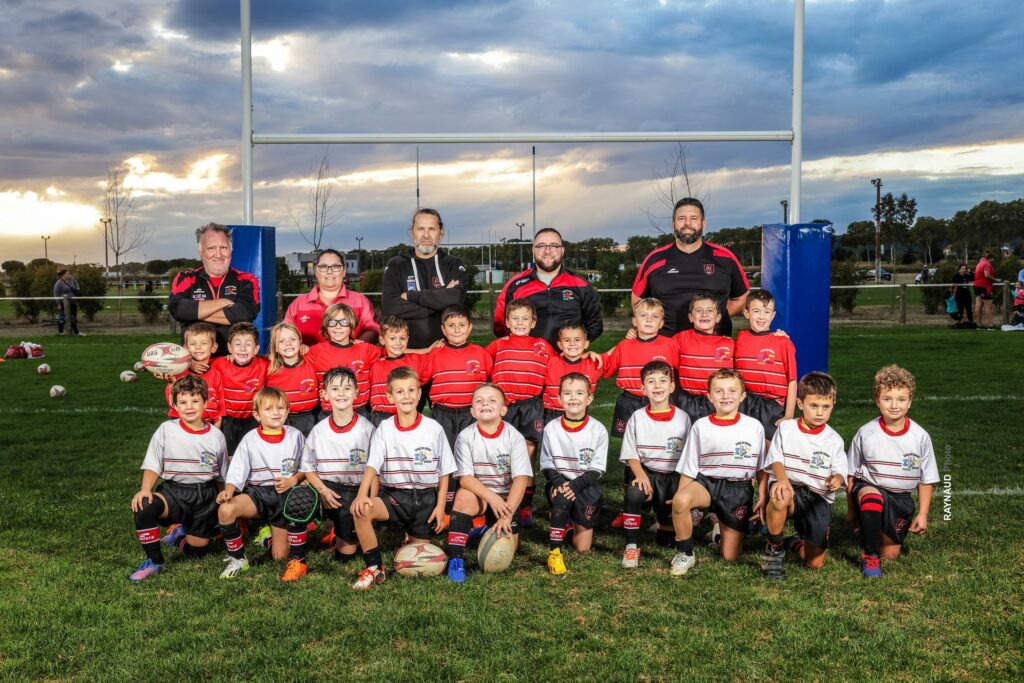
[120,370,138,383]
[133,361,145,372]
[37,363,51,375]
[49,385,66,398]
[141,342,190,376]
[393,542,446,577]
[477,526,516,573]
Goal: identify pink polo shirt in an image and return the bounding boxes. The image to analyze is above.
[284,285,380,346]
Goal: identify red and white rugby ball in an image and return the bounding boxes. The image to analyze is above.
[50,385,66,398]
[393,542,447,577]
[133,361,145,372]
[37,363,51,375]
[120,370,138,383]
[141,342,191,376]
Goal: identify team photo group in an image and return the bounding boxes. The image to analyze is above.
[130,199,939,589]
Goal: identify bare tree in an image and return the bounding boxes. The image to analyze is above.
[290,149,343,253]
[101,168,151,320]
[645,143,711,233]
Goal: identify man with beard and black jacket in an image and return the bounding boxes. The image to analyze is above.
[381,208,468,349]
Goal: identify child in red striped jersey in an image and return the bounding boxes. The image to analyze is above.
[670,293,734,423]
[735,290,797,445]
[306,303,381,419]
[265,322,320,436]
[486,300,557,526]
[369,316,430,427]
[427,305,493,515]
[542,322,601,425]
[212,322,268,455]
[162,322,225,429]
[758,372,847,580]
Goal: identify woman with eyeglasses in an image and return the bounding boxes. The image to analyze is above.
[284,249,380,346]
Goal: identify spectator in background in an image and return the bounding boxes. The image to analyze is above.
[53,268,83,336]
[973,251,997,329]
[284,249,379,346]
[915,266,929,285]
[951,263,974,325]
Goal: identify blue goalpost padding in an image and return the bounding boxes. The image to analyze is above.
[227,225,277,352]
[760,223,832,375]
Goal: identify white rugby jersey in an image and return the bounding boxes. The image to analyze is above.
[454,421,533,495]
[299,414,375,487]
[141,419,228,485]
[366,414,456,489]
[619,406,691,474]
[763,419,848,503]
[226,426,305,490]
[848,417,939,493]
[677,413,765,481]
[539,416,609,480]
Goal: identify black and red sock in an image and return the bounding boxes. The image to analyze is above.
[134,497,166,565]
[858,492,884,556]
[287,523,307,562]
[220,521,246,560]
[447,512,472,559]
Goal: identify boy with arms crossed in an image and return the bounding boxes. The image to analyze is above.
[212,322,267,454]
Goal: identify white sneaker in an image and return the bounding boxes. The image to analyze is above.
[621,544,640,569]
[220,556,250,579]
[705,522,722,548]
[670,552,696,576]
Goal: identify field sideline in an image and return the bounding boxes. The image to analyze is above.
[1,327,1022,681]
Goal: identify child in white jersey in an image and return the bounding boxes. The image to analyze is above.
[129,375,228,581]
[445,383,532,583]
[758,371,848,580]
[669,369,765,576]
[848,365,938,578]
[540,372,609,576]
[216,387,306,580]
[349,367,456,590]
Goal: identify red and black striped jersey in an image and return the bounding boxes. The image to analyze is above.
[305,340,381,410]
[485,335,555,402]
[672,329,735,396]
[167,266,261,355]
[602,335,678,396]
[734,330,797,405]
[212,355,268,418]
[493,267,603,346]
[631,241,749,337]
[427,343,493,408]
[166,365,225,421]
[369,353,431,414]
[542,355,601,411]
[266,360,320,414]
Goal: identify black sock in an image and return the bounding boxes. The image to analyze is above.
[447,511,472,559]
[549,497,571,550]
[134,497,167,565]
[180,541,210,560]
[220,521,246,559]
[655,528,675,548]
[674,536,694,555]
[858,492,884,556]
[622,484,646,546]
[333,549,356,564]
[523,485,535,513]
[767,531,784,550]
[363,546,383,570]
[287,524,307,561]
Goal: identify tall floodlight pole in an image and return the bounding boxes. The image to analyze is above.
[515,222,525,269]
[241,0,253,223]
[789,0,804,224]
[532,146,537,238]
[100,217,111,280]
[872,178,883,282]
[780,200,789,224]
[42,235,51,261]
[416,147,421,209]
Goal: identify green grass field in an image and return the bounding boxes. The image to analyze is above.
[1,328,1022,681]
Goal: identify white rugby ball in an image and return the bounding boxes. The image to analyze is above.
[133,361,145,372]
[37,363,51,375]
[477,526,516,573]
[141,342,191,376]
[50,385,66,398]
[120,370,138,383]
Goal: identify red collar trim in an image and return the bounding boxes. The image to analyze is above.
[797,419,827,435]
[646,406,676,422]
[878,416,911,436]
[709,413,741,426]
[306,285,349,304]
[257,427,286,443]
[330,415,358,433]
[477,421,505,439]
[178,419,211,435]
[560,415,589,432]
[396,413,423,432]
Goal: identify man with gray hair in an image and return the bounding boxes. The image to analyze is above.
[168,223,260,355]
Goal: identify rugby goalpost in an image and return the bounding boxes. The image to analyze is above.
[234,0,829,372]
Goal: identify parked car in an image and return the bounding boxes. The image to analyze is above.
[862,268,893,281]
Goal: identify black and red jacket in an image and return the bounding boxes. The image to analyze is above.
[493,267,603,347]
[169,266,260,355]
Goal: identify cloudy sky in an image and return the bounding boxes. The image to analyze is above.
[2,0,1022,265]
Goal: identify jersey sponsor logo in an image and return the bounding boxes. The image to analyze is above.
[704,264,715,276]
[515,277,531,286]
[192,291,208,301]
[458,265,466,272]
[301,378,317,393]
[901,453,921,471]
[349,360,365,373]
[495,453,511,471]
[532,341,548,354]
[666,436,685,458]
[348,448,368,465]
[223,285,238,297]
[810,450,831,469]
[413,447,435,466]
[432,276,442,288]
[667,268,679,274]
[300,315,310,324]
[562,290,575,301]
[578,447,595,467]
[715,346,733,362]
[280,457,297,477]
[198,449,219,470]
[245,378,262,391]
[756,348,776,363]
[733,441,753,460]
[652,355,667,361]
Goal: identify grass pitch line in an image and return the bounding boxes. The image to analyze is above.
[594,395,1020,410]
[0,406,165,415]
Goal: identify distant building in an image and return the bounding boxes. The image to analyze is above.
[284,252,317,276]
